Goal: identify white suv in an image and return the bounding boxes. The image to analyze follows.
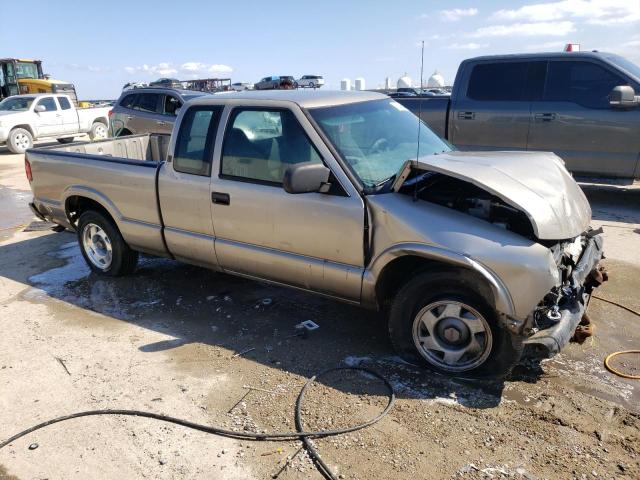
[297,75,324,88]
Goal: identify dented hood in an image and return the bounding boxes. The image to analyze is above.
[393,151,591,240]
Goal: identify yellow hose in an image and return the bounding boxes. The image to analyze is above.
[604,351,640,380]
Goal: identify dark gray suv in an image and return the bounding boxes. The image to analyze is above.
[110,87,210,136]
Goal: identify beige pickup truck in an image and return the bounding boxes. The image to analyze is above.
[25,90,606,377]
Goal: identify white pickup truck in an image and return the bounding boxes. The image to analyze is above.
[0,94,111,153]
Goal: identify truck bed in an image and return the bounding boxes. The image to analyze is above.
[27,134,171,255]
[395,96,450,139]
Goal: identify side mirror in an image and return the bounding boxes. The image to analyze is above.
[35,104,46,113]
[609,85,639,109]
[283,162,331,194]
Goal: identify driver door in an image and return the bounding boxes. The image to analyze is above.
[33,96,63,136]
[210,104,365,301]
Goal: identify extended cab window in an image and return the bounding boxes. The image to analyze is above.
[467,62,529,101]
[37,97,58,111]
[133,93,161,113]
[544,61,627,109]
[221,108,322,184]
[58,96,71,110]
[173,106,222,176]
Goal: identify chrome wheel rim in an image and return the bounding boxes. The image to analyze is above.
[14,132,30,151]
[93,124,108,139]
[82,223,113,270]
[412,300,492,372]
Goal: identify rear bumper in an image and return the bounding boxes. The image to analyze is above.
[523,233,605,357]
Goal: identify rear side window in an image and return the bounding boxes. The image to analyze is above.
[120,94,137,109]
[467,62,529,101]
[133,93,161,113]
[173,106,222,176]
[163,95,182,115]
[58,96,71,110]
[37,97,58,111]
[544,61,627,109]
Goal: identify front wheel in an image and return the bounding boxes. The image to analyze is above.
[89,122,108,141]
[388,270,522,377]
[77,210,138,276]
[7,128,33,154]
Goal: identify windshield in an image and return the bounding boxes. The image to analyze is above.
[15,62,39,79]
[310,99,452,188]
[606,54,640,83]
[0,97,35,111]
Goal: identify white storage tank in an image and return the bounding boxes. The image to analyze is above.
[340,78,351,91]
[385,77,392,90]
[397,74,412,89]
[354,77,365,91]
[427,70,445,88]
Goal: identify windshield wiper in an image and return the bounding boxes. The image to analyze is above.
[365,174,397,195]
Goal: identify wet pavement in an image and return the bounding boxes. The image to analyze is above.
[1,147,639,479]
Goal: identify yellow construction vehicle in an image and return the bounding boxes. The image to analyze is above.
[0,58,78,104]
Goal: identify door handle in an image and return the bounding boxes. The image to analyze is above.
[211,191,230,205]
[55,114,62,117]
[157,121,166,126]
[457,111,475,120]
[534,112,556,122]
[126,115,133,120]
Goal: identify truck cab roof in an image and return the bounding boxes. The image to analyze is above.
[466,51,617,62]
[201,90,386,108]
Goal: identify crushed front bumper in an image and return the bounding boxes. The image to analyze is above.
[524,233,605,357]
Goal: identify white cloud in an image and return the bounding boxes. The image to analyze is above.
[447,42,489,50]
[440,8,478,22]
[492,0,640,26]
[124,62,233,78]
[471,21,575,37]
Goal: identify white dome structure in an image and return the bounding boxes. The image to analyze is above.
[354,77,365,91]
[397,74,412,89]
[427,70,445,88]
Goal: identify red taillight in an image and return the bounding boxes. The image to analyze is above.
[25,158,33,183]
[108,109,113,118]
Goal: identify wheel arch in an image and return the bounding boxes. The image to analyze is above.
[10,124,35,137]
[64,189,122,230]
[363,243,515,317]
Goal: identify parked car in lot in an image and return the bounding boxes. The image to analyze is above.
[109,87,210,136]
[25,90,606,376]
[149,78,183,89]
[230,82,253,91]
[297,75,324,88]
[255,76,297,90]
[395,51,640,179]
[0,94,110,153]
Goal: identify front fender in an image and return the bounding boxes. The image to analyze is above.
[362,242,515,317]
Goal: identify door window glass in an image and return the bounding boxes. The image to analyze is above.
[221,108,322,184]
[37,97,58,111]
[544,61,627,109]
[163,95,182,115]
[467,62,529,101]
[133,93,161,113]
[120,94,137,109]
[58,96,72,110]
[173,106,222,176]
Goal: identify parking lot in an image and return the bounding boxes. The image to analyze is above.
[1,144,639,479]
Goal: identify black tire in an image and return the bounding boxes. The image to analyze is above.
[57,137,74,144]
[7,127,33,154]
[77,210,138,276]
[388,270,522,378]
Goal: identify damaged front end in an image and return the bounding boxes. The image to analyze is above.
[390,154,607,359]
[523,230,607,358]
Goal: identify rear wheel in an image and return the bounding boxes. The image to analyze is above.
[77,210,138,276]
[57,137,74,144]
[7,128,33,154]
[89,122,108,141]
[388,270,522,377]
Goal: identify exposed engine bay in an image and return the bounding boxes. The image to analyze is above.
[398,171,535,240]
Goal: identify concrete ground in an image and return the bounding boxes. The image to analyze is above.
[0,144,638,480]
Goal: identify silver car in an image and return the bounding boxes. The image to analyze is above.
[109,87,209,136]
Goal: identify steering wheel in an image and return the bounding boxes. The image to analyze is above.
[370,138,389,154]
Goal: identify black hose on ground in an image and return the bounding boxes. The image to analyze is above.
[0,366,395,480]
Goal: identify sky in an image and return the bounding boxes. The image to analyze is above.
[2,0,639,99]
